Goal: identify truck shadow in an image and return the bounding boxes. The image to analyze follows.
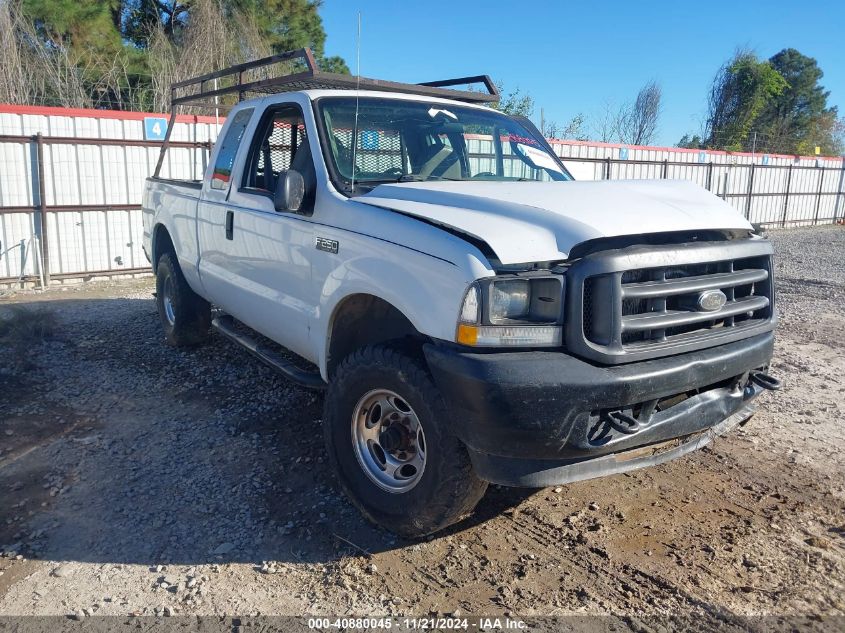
[0,294,538,569]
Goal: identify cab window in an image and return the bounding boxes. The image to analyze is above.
[210,108,253,190]
[243,106,309,192]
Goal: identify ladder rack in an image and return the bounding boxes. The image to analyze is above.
[154,47,498,176]
[170,48,498,107]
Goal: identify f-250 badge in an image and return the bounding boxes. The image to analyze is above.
[315,237,339,254]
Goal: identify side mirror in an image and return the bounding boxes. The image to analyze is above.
[274,169,305,213]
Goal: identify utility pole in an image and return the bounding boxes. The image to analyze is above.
[540,107,545,137]
[751,131,757,159]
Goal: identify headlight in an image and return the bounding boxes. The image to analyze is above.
[456,276,564,347]
[459,283,481,324]
[490,280,529,322]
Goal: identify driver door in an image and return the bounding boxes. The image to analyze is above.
[217,104,317,360]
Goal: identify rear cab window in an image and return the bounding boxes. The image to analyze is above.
[210,108,254,190]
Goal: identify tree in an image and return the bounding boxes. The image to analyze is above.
[7,0,348,109]
[123,1,191,48]
[756,48,840,155]
[704,50,788,152]
[617,81,662,145]
[835,117,845,155]
[592,100,620,143]
[123,0,344,70]
[1,0,36,105]
[677,134,704,149]
[545,113,589,141]
[147,0,234,112]
[21,0,126,63]
[491,85,589,140]
[704,48,843,155]
[589,86,661,146]
[230,0,348,73]
[2,0,139,108]
[491,81,534,117]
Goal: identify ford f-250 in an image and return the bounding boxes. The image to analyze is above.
[142,50,780,537]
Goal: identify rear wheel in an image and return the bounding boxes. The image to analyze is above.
[155,252,211,346]
[323,345,488,538]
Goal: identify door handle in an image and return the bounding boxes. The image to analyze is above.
[225,209,234,240]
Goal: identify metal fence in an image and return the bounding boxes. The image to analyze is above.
[0,132,211,285]
[1,105,844,286]
[0,104,217,285]
[557,155,845,227]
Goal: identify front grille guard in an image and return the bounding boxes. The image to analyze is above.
[565,239,776,364]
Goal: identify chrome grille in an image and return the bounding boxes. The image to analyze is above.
[565,240,776,364]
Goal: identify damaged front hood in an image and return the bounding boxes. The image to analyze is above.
[356,179,753,265]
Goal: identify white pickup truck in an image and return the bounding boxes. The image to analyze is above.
[142,51,780,537]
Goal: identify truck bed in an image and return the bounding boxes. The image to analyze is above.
[142,177,203,279]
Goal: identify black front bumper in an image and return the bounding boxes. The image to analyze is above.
[423,332,775,486]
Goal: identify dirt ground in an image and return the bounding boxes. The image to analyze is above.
[0,226,843,625]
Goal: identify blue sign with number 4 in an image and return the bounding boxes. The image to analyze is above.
[144,117,168,141]
[361,130,379,150]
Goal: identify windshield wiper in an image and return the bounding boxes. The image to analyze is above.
[396,174,464,183]
[348,174,465,191]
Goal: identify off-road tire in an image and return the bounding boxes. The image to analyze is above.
[155,252,211,346]
[323,344,488,538]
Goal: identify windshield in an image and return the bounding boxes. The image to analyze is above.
[316,97,571,193]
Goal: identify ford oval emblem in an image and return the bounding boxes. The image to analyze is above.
[697,289,727,312]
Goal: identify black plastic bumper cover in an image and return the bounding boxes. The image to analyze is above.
[423,332,774,486]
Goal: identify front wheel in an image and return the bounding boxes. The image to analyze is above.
[323,345,488,538]
[155,252,211,346]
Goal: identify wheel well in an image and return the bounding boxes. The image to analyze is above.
[152,224,174,272]
[327,294,423,378]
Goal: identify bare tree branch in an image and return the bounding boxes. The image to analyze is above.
[617,81,662,145]
[144,0,283,112]
[0,0,89,107]
[592,100,622,143]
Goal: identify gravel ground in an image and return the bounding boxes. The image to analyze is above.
[0,225,843,623]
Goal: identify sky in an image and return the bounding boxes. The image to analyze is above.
[319,0,844,148]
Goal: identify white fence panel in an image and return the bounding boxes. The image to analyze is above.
[0,213,38,278]
[0,106,221,282]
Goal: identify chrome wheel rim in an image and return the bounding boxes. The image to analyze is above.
[162,276,176,326]
[351,389,427,493]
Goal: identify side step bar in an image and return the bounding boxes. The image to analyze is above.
[211,316,326,390]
